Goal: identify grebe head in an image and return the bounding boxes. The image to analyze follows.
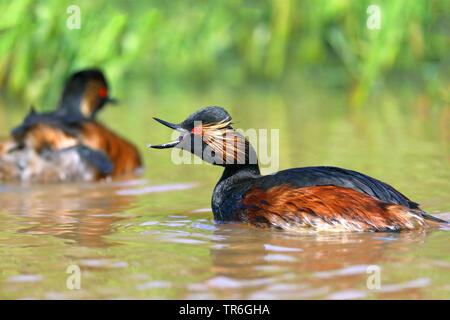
[149,106,257,167]
[57,69,117,119]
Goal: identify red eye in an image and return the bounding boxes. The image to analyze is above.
[192,127,202,135]
[98,88,108,98]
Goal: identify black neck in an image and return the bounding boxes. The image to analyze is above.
[211,134,261,221]
[219,163,261,183]
[57,92,83,116]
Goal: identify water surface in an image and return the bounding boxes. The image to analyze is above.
[0,87,449,299]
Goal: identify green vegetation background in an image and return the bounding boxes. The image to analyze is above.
[0,0,448,111]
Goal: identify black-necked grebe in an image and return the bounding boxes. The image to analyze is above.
[149,106,448,232]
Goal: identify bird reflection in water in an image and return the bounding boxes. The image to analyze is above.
[0,178,141,247]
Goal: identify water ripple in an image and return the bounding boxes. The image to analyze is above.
[7,275,43,283]
[116,183,198,195]
[264,244,302,252]
[315,265,371,279]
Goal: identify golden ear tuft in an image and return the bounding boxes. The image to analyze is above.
[201,118,248,164]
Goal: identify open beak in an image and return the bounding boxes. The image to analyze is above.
[153,117,180,130]
[147,117,184,149]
